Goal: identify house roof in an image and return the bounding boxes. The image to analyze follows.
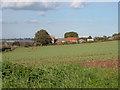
[67,37,78,40]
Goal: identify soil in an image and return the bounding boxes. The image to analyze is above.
[80,60,119,68]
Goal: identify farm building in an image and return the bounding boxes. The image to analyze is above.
[87,39,94,42]
[50,36,56,44]
[66,37,78,43]
[108,37,114,40]
[79,39,86,43]
[56,38,68,43]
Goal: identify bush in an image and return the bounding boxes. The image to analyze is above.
[2,46,11,52]
[24,42,33,47]
[12,41,20,46]
[2,61,118,88]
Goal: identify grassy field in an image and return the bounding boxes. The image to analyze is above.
[2,41,118,88]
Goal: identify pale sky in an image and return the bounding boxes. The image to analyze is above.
[0,2,118,39]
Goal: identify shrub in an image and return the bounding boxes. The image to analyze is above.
[24,42,33,47]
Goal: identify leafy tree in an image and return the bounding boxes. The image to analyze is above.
[94,36,108,41]
[112,33,120,40]
[64,32,78,38]
[12,41,20,46]
[88,36,92,39]
[103,35,108,41]
[34,29,52,46]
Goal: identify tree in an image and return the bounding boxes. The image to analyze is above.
[112,33,120,40]
[103,35,108,41]
[94,36,108,41]
[88,36,92,39]
[64,32,78,38]
[34,29,52,46]
[12,41,20,46]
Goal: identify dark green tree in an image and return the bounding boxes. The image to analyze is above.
[12,41,20,46]
[34,29,52,46]
[64,32,78,38]
[88,36,92,39]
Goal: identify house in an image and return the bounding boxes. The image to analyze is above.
[56,37,78,44]
[50,36,56,44]
[87,39,94,42]
[108,37,114,40]
[79,39,86,43]
[56,38,68,43]
[66,37,78,43]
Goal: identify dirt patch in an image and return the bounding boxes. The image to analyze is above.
[80,53,113,57]
[81,60,119,68]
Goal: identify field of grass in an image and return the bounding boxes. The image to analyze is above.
[2,41,119,88]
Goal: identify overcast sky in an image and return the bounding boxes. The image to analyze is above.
[0,2,118,39]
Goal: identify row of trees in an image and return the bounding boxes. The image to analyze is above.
[34,29,120,46]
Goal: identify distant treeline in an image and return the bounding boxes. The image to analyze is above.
[2,38,34,41]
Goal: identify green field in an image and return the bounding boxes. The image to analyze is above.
[2,41,118,88]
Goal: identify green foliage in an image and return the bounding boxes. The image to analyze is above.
[12,41,20,46]
[64,32,78,38]
[94,36,109,41]
[1,46,11,52]
[112,33,120,40]
[1,46,16,52]
[24,42,33,47]
[34,29,52,46]
[2,61,118,88]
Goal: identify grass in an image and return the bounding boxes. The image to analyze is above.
[2,40,119,88]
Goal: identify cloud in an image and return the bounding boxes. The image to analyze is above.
[0,19,2,23]
[1,0,86,11]
[47,21,53,24]
[24,19,40,23]
[0,19,53,24]
[1,1,59,11]
[0,19,18,24]
[70,0,86,9]
[38,11,45,16]
[24,19,53,24]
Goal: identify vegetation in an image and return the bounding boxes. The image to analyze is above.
[34,29,52,46]
[2,61,118,88]
[88,36,92,39]
[94,36,109,41]
[64,32,78,38]
[112,33,120,40]
[2,41,118,88]
[24,42,34,47]
[12,41,20,46]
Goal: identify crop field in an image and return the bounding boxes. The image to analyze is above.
[2,41,119,88]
